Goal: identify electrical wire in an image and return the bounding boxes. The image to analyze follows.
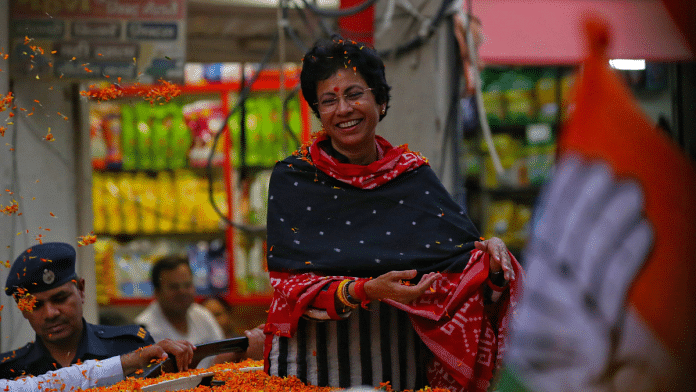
[294,0,334,39]
[282,85,303,147]
[461,0,503,175]
[439,16,466,208]
[280,0,326,54]
[286,1,315,51]
[378,0,457,59]
[205,31,281,235]
[203,0,317,234]
[281,6,311,54]
[290,0,457,61]
[374,0,397,40]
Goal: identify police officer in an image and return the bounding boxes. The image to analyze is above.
[0,242,155,379]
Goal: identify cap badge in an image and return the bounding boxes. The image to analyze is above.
[43,269,55,285]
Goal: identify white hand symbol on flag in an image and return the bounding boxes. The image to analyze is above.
[507,153,653,390]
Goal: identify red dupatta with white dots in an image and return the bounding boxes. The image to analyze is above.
[307,132,429,190]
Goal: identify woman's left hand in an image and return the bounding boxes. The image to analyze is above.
[475,237,515,281]
[363,270,442,304]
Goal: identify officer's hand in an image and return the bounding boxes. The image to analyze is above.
[120,339,195,375]
[506,154,653,390]
[155,339,195,371]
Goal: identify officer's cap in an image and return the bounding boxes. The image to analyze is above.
[5,242,78,296]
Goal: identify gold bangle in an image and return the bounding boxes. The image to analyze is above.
[336,279,350,308]
[336,279,358,309]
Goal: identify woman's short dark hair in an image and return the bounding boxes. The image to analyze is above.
[301,34,391,121]
[151,254,191,291]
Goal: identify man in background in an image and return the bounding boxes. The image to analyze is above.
[0,242,155,379]
[136,255,264,368]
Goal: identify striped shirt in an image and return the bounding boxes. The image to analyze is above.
[268,301,431,390]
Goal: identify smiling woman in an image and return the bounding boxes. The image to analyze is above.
[315,70,383,165]
[262,35,522,392]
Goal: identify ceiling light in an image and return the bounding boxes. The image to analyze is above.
[609,59,646,70]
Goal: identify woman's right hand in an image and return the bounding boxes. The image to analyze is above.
[244,324,266,361]
[363,270,441,304]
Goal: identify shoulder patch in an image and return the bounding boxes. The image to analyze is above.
[137,326,148,339]
[96,324,152,341]
[0,342,34,364]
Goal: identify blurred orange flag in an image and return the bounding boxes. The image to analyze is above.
[498,15,696,392]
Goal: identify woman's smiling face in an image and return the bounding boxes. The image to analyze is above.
[316,68,385,165]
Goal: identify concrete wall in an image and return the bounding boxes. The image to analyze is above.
[373,0,460,192]
[0,2,97,352]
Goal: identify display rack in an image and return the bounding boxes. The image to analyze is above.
[90,70,312,306]
[464,65,572,259]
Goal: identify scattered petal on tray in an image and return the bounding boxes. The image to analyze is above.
[84,359,450,391]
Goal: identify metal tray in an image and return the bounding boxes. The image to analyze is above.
[140,371,215,392]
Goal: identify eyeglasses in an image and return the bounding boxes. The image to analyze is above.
[315,87,374,113]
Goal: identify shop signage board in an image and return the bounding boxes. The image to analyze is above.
[9,0,186,83]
